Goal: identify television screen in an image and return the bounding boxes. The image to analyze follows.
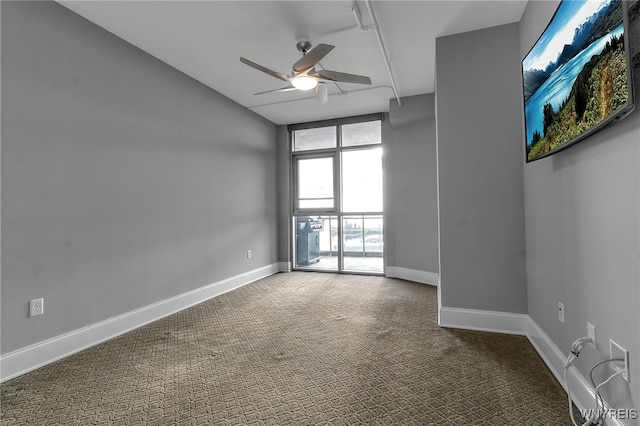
[522,0,635,163]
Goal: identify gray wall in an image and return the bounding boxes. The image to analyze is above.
[435,23,527,313]
[1,1,279,354]
[521,0,640,410]
[384,95,439,276]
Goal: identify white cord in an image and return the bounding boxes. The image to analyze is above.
[591,370,624,425]
[565,364,595,426]
[564,366,581,426]
[564,337,594,426]
[588,358,625,425]
[595,369,623,400]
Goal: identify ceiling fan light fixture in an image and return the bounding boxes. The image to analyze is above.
[316,82,328,104]
[291,75,318,90]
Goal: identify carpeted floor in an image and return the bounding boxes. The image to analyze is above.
[1,272,572,425]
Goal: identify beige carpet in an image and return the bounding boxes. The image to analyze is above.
[1,272,572,425]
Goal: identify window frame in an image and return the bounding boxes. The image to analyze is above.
[292,151,339,213]
[290,114,383,217]
[289,114,385,274]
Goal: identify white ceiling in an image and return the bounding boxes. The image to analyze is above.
[58,1,528,125]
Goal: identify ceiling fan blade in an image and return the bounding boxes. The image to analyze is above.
[254,86,297,95]
[292,44,334,73]
[240,57,289,82]
[316,70,372,85]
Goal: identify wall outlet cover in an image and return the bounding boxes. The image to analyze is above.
[587,322,596,349]
[29,298,44,317]
[609,339,629,382]
[558,302,565,323]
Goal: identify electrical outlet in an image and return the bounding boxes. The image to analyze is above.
[558,302,565,323]
[29,298,44,317]
[610,339,629,382]
[247,250,252,259]
[587,322,596,349]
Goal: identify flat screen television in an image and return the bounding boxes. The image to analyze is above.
[522,0,635,163]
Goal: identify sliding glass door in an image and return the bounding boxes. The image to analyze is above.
[291,117,384,274]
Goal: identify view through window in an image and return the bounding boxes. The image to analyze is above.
[292,119,383,274]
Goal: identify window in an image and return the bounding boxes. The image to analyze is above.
[296,156,335,210]
[292,126,336,152]
[290,115,384,274]
[341,147,382,213]
[341,120,381,147]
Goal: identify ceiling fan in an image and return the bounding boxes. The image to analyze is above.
[240,41,371,103]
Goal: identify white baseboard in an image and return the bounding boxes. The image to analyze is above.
[525,318,569,389]
[0,263,279,383]
[438,305,627,426]
[526,318,626,426]
[386,266,438,286]
[439,306,528,335]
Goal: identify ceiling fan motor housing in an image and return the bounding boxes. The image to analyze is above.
[296,41,313,54]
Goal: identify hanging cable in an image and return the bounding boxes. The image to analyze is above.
[588,359,625,425]
[564,337,595,426]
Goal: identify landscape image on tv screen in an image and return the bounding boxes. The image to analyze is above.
[522,0,633,162]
